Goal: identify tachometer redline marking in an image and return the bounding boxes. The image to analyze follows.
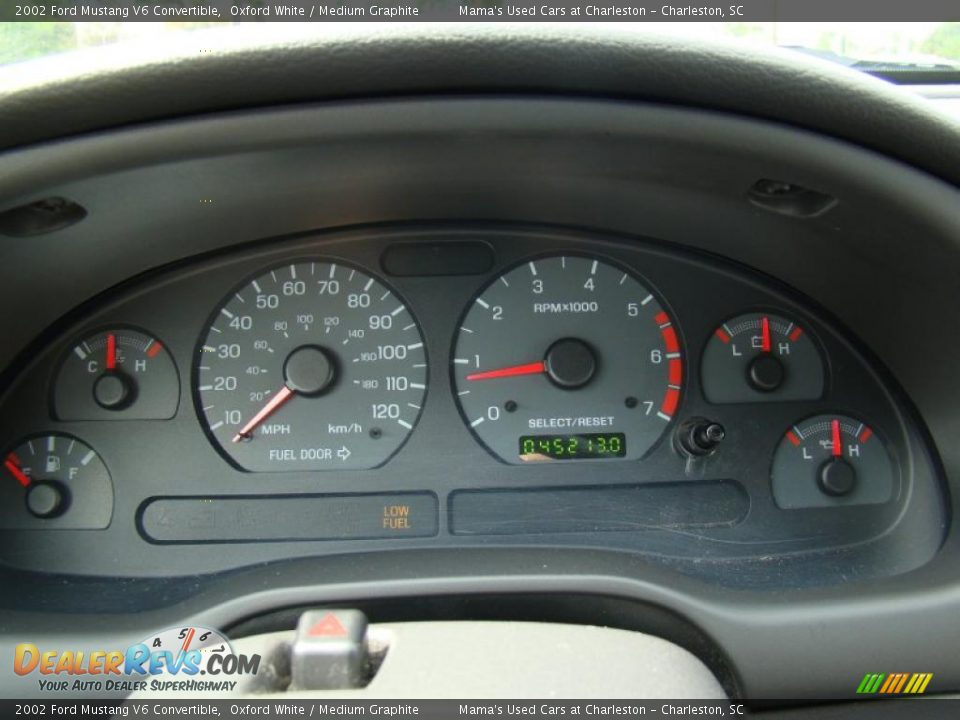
[4,457,29,487]
[232,385,295,443]
[467,361,546,381]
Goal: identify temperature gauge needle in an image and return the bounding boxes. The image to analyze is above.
[232,385,295,443]
[467,361,546,381]
[106,333,117,370]
[831,419,843,457]
[760,316,772,353]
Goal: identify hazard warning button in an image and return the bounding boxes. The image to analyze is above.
[291,609,369,690]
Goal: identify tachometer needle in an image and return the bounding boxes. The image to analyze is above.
[760,316,772,353]
[466,361,546,381]
[232,385,295,443]
[831,418,843,457]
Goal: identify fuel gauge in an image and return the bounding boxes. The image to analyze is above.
[771,414,896,509]
[1,433,113,529]
[53,328,179,420]
[701,312,824,403]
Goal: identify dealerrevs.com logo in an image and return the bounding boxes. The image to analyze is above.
[13,626,261,693]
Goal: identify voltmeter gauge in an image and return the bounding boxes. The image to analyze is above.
[0,434,113,529]
[701,312,824,403]
[53,328,179,420]
[771,414,896,509]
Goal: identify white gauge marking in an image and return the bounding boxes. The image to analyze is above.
[73,346,87,359]
[209,421,224,431]
[471,417,485,427]
[252,280,262,293]
[476,298,490,309]
[397,419,413,430]
[529,262,538,276]
[81,450,96,466]
[410,383,426,389]
[391,306,405,316]
[364,278,374,292]
[641,295,653,306]
[657,412,672,421]
[590,260,598,275]
[220,308,234,319]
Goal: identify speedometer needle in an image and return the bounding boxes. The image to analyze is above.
[232,385,295,443]
[466,361,546,381]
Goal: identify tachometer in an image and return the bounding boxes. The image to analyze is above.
[452,255,682,464]
[196,261,427,472]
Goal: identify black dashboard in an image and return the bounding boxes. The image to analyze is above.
[0,223,946,587]
[1,28,959,700]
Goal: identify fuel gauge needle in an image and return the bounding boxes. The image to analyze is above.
[232,385,295,443]
[467,361,546,381]
[4,456,30,487]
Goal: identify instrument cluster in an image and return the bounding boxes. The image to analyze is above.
[0,226,944,586]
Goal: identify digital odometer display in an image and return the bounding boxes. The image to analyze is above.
[519,433,626,461]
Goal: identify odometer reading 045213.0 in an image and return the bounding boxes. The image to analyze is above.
[196,261,427,472]
[453,254,682,464]
[519,433,626,461]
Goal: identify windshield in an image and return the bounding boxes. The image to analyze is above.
[2,20,959,72]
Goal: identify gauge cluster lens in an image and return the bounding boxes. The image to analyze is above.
[452,255,682,464]
[196,261,427,472]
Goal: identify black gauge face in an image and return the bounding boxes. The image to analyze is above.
[771,414,896,508]
[701,312,824,403]
[452,255,682,464]
[0,434,112,529]
[53,328,179,420]
[196,261,428,472]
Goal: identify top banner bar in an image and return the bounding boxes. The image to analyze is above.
[3,1,960,23]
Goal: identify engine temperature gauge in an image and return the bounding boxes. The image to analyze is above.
[701,312,824,403]
[771,414,896,509]
[53,328,179,420]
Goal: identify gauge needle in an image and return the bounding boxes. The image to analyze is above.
[760,316,772,353]
[831,419,843,457]
[232,385,295,442]
[106,333,117,370]
[466,361,546,381]
[4,456,29,487]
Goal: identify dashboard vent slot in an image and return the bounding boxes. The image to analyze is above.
[0,196,87,237]
[747,179,837,218]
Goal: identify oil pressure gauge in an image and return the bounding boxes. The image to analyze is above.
[53,328,179,420]
[701,312,824,403]
[771,414,896,509]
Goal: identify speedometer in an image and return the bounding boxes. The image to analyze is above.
[452,254,682,464]
[196,260,427,472]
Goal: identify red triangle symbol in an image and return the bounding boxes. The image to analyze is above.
[308,613,348,637]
